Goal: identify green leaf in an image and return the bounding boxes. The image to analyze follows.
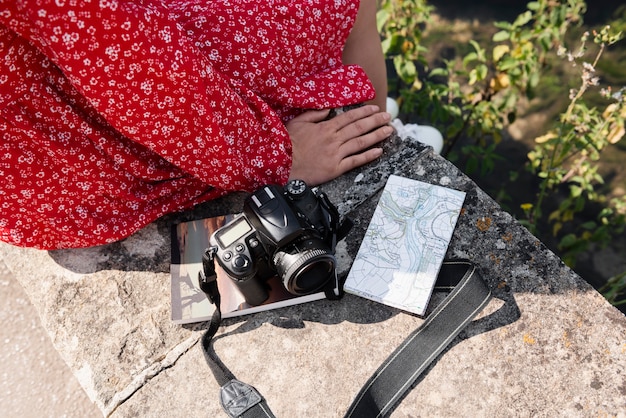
[493,30,510,42]
[477,64,488,81]
[498,57,519,71]
[394,55,417,84]
[494,21,513,31]
[463,52,478,67]
[581,221,597,230]
[493,44,510,62]
[528,70,540,88]
[559,233,578,249]
[376,9,391,33]
[527,1,540,11]
[429,67,448,77]
[468,68,478,85]
[469,39,482,53]
[513,11,533,27]
[381,37,392,55]
[382,34,403,55]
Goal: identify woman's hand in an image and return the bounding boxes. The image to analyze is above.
[285,105,392,186]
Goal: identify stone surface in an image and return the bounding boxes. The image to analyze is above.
[1,134,625,417]
[0,258,100,417]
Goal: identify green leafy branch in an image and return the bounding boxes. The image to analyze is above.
[525,26,625,265]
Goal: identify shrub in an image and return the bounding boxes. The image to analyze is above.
[378,0,626,308]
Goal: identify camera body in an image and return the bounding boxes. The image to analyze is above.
[209,179,347,306]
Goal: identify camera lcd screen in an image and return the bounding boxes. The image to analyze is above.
[217,216,252,247]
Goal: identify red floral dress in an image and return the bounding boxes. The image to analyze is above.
[0,0,374,249]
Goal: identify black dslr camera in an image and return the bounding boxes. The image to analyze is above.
[200,180,351,307]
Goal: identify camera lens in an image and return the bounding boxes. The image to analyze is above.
[273,236,336,295]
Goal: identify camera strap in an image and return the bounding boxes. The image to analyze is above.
[344,260,491,417]
[199,252,278,418]
[199,259,491,418]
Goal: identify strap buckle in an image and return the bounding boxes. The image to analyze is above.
[220,379,275,418]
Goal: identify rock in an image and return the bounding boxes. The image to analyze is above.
[2,133,625,417]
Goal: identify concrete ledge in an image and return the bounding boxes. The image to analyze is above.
[2,134,625,417]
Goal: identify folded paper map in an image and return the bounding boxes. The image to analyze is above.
[344,175,466,316]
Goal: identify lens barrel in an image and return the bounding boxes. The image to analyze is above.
[273,236,336,295]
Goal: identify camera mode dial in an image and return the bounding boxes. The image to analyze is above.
[285,179,307,197]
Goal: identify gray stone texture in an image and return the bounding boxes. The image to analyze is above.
[1,134,625,417]
[0,259,99,417]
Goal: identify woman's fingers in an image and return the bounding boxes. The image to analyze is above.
[339,124,393,157]
[326,105,391,140]
[285,105,393,185]
[337,146,384,174]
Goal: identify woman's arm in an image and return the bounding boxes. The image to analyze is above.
[288,0,392,186]
[343,0,388,111]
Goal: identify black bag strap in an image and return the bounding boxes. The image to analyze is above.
[198,259,491,418]
[344,259,492,417]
